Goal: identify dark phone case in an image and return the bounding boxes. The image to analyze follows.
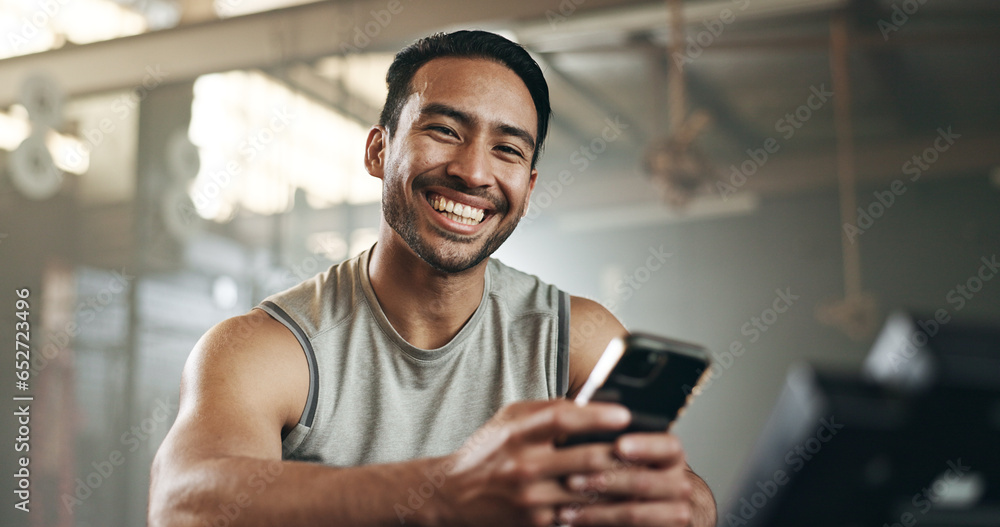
[562,333,710,446]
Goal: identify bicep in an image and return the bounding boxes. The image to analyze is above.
[159,311,308,463]
[566,296,627,399]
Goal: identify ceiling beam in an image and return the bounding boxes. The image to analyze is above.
[0,0,648,108]
[537,53,649,141]
[742,133,1000,196]
[534,132,1000,213]
[263,63,382,127]
[514,0,848,53]
[554,26,1000,54]
[851,0,948,133]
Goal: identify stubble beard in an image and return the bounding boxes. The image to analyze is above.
[382,174,523,274]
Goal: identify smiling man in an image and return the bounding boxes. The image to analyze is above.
[149,31,715,527]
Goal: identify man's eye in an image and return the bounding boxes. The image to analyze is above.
[430,126,456,136]
[497,145,524,158]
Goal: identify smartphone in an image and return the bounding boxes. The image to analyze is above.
[562,332,711,446]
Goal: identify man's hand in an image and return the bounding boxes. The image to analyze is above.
[431,399,630,527]
[557,432,697,527]
[564,296,716,526]
[430,399,699,527]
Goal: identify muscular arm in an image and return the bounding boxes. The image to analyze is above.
[566,296,717,527]
[148,310,444,527]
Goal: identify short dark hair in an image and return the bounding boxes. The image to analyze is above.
[378,30,551,168]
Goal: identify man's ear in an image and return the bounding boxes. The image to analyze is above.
[521,168,539,218]
[364,126,387,179]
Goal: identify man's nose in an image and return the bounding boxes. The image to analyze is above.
[446,141,491,188]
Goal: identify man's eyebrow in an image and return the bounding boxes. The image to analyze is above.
[420,103,474,127]
[497,123,536,153]
[419,102,536,153]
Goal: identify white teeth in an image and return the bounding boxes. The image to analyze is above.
[429,194,485,224]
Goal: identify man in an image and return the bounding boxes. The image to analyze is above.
[149,30,716,527]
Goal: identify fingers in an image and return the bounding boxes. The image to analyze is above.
[614,433,686,469]
[531,442,627,479]
[561,434,690,500]
[557,500,693,527]
[509,479,594,508]
[564,463,691,501]
[507,400,630,445]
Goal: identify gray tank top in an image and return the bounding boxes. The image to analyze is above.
[254,246,570,466]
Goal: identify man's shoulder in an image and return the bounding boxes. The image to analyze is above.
[565,296,627,398]
[487,257,563,311]
[487,257,559,291]
[263,252,358,305]
[182,309,309,435]
[259,250,368,337]
[184,310,305,397]
[202,309,301,356]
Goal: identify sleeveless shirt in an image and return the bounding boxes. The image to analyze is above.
[253,246,570,467]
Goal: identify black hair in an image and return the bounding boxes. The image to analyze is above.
[378,30,551,168]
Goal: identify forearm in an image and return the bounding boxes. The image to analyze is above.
[685,468,717,527]
[149,454,449,527]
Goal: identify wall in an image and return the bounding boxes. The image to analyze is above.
[494,171,1000,506]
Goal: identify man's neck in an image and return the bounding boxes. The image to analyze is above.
[367,227,488,350]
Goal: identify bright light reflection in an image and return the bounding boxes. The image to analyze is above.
[188,70,379,222]
[0,0,149,59]
[46,129,89,175]
[0,105,31,151]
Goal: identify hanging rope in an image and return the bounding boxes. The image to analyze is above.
[817,11,879,341]
[829,13,862,301]
[667,0,686,134]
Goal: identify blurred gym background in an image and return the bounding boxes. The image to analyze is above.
[0,0,998,525]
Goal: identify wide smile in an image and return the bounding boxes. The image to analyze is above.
[424,191,494,233]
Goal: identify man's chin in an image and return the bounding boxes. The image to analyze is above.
[414,243,490,274]
[385,205,519,274]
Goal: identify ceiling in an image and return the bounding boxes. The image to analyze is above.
[1,0,998,221]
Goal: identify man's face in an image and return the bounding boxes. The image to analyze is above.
[366,57,539,273]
